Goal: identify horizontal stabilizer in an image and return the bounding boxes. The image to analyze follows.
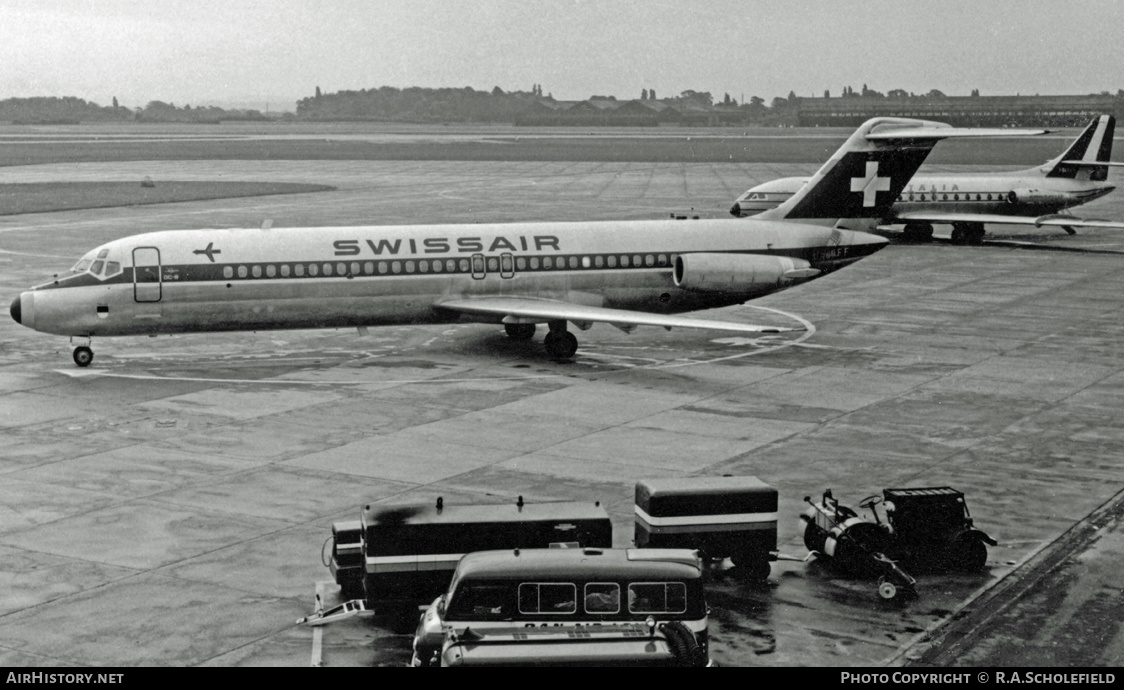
[865,127,1047,140]
[1061,160,1124,167]
[437,296,801,334]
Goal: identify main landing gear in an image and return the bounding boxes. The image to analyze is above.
[505,321,578,359]
[900,222,934,243]
[503,323,536,341]
[950,222,986,245]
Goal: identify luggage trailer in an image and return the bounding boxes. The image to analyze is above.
[634,476,778,580]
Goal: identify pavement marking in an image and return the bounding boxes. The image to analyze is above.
[647,305,816,370]
[54,368,564,385]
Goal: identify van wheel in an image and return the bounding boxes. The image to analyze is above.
[661,621,707,667]
[382,604,421,634]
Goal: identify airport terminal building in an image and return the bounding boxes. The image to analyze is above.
[793,94,1117,128]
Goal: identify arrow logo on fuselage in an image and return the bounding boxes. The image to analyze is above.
[193,242,221,262]
[851,161,891,207]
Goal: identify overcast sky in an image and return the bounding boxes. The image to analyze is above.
[3,0,1123,109]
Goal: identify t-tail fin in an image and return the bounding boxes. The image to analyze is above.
[1047,114,1116,180]
[755,117,946,222]
[756,117,1047,222]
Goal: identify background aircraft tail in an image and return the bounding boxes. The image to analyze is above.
[755,118,953,222]
[1045,115,1115,180]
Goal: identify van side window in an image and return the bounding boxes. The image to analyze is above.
[447,583,511,619]
[628,582,687,614]
[518,583,576,614]
[584,583,620,613]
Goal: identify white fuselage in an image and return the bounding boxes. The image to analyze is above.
[12,219,885,339]
[731,170,1116,219]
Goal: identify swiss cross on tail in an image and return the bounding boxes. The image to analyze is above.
[851,161,891,207]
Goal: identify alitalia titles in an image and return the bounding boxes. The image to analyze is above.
[333,235,561,257]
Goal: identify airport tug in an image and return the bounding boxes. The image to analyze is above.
[634,476,778,580]
[800,486,996,600]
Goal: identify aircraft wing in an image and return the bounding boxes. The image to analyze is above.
[435,296,801,334]
[895,211,1124,230]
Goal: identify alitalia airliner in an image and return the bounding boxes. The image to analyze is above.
[10,117,1033,367]
[731,115,1121,243]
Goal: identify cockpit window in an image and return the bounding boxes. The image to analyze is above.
[104,261,121,277]
[97,248,109,259]
[72,259,93,273]
[91,260,105,275]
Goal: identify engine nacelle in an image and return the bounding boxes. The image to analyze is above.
[673,253,819,293]
[1007,188,1072,206]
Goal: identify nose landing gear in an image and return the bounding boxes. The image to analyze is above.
[70,337,94,367]
[73,346,93,367]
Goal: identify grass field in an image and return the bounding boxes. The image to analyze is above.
[0,181,335,215]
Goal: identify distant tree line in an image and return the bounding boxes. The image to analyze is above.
[0,97,268,124]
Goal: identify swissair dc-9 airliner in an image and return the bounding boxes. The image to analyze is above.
[9,118,1034,367]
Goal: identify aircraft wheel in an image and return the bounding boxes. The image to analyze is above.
[901,223,933,243]
[504,323,536,341]
[950,226,966,244]
[544,331,578,359]
[966,224,986,245]
[73,346,94,368]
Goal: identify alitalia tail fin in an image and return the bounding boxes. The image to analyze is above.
[1047,114,1118,180]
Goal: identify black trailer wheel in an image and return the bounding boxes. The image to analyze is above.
[950,535,988,572]
[731,553,770,581]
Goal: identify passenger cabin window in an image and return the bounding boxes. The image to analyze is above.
[518,583,577,615]
[584,583,620,613]
[628,582,687,614]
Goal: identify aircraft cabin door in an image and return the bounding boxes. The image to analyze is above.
[133,247,162,303]
[471,253,486,280]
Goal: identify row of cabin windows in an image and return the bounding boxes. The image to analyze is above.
[900,192,1005,202]
[219,253,675,280]
[448,581,688,617]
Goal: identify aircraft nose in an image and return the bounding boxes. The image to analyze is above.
[729,202,742,217]
[9,295,20,324]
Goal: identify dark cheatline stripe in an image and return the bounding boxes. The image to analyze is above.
[33,245,864,291]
